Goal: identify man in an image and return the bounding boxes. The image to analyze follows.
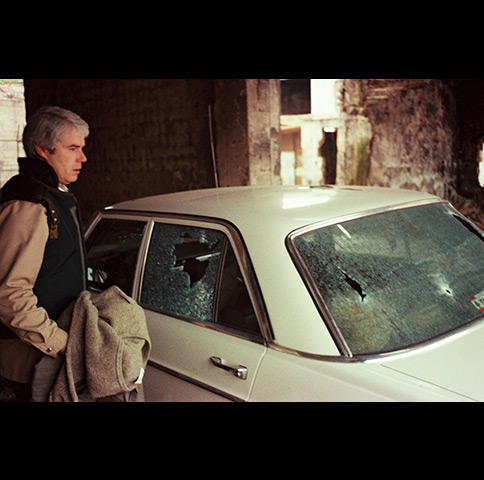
[0,106,89,401]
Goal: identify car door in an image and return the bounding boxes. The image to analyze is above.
[138,218,268,402]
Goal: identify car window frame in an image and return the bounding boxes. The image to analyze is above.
[85,213,150,298]
[87,210,274,345]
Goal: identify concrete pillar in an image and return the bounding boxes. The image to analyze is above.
[213,79,249,187]
[246,79,281,185]
[214,79,281,187]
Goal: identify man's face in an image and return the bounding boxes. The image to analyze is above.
[35,127,87,188]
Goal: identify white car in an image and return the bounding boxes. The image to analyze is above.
[85,186,484,401]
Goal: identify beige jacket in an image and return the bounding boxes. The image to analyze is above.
[0,200,68,383]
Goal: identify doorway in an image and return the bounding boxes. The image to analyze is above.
[280,79,339,186]
[320,127,337,184]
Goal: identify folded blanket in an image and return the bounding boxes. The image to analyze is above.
[33,286,151,402]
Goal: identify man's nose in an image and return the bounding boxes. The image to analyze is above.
[79,149,87,162]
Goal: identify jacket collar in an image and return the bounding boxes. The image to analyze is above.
[18,157,60,189]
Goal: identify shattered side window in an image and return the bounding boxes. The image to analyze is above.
[141,223,225,322]
[290,203,484,355]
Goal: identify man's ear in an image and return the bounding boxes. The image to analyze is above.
[34,144,48,160]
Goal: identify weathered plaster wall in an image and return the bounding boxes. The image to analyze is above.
[338,79,457,200]
[213,79,249,186]
[214,79,281,187]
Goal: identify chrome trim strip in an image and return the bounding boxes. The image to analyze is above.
[147,360,244,402]
[132,219,153,300]
[286,236,352,357]
[288,198,443,238]
[141,301,267,345]
[268,313,484,363]
[84,213,101,238]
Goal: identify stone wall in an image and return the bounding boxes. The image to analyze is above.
[24,79,281,222]
[337,79,457,200]
[246,79,281,185]
[24,79,217,220]
[212,79,281,187]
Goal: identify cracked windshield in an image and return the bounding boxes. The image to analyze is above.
[291,203,484,355]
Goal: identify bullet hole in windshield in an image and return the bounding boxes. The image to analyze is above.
[343,273,366,302]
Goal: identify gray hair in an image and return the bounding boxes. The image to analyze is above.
[23,106,90,159]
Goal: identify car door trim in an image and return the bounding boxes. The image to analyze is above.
[146,360,245,402]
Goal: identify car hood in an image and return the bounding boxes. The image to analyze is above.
[381,320,484,401]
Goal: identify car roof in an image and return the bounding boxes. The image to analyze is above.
[107,185,441,233]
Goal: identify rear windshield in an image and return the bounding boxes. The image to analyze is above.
[290,203,484,356]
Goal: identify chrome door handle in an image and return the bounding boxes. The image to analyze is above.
[210,356,248,380]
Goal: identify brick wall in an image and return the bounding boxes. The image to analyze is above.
[24,79,282,223]
[24,79,218,221]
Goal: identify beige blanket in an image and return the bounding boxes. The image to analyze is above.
[33,286,151,402]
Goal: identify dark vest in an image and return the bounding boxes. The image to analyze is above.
[0,158,87,338]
